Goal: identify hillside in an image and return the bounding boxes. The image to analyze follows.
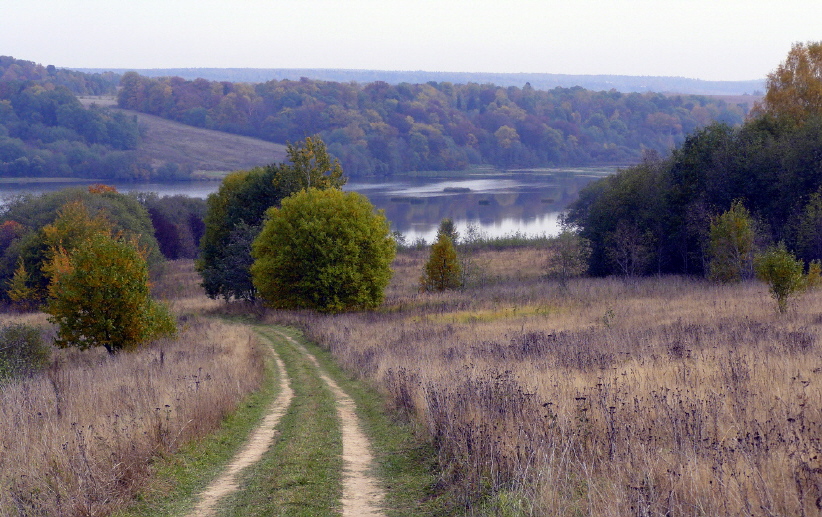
[117,73,754,176]
[79,96,287,178]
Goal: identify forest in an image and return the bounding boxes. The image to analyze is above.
[0,57,156,180]
[568,42,822,278]
[116,71,750,176]
[2,55,755,180]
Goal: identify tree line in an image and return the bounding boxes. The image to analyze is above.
[116,72,749,176]
[0,76,152,180]
[567,42,822,282]
[1,56,119,96]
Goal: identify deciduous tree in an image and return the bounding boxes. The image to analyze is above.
[45,231,175,354]
[420,230,462,292]
[755,41,822,123]
[546,229,591,286]
[708,201,756,283]
[251,188,394,313]
[197,136,346,300]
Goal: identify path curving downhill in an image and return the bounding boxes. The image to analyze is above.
[187,350,294,517]
[272,329,386,517]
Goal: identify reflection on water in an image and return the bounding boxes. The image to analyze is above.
[346,170,611,243]
[0,168,614,244]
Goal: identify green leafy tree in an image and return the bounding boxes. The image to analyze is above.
[45,231,175,354]
[198,136,346,300]
[708,201,756,283]
[251,188,394,313]
[754,243,806,313]
[273,136,346,193]
[0,187,162,303]
[420,230,462,292]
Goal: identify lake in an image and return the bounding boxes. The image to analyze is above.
[0,167,615,243]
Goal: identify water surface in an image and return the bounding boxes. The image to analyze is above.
[0,168,614,244]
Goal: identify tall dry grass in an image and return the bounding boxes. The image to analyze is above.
[0,260,265,516]
[273,247,822,515]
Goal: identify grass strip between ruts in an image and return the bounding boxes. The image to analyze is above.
[213,326,343,516]
[264,326,459,516]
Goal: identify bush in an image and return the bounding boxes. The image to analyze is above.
[251,188,395,313]
[754,243,806,313]
[0,324,49,380]
[421,232,462,292]
[708,201,756,283]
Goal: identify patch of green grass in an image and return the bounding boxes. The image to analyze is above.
[276,326,460,516]
[216,326,342,516]
[112,337,280,517]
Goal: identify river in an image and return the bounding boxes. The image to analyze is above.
[0,167,615,244]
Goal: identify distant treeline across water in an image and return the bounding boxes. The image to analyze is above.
[115,71,754,176]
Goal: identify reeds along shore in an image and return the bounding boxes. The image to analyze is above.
[0,261,265,516]
[277,247,822,515]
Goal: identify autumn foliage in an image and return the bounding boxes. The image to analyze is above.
[420,232,462,292]
[27,201,177,353]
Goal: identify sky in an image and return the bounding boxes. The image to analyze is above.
[2,0,820,81]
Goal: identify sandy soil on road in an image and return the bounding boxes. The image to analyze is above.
[275,330,386,517]
[187,329,385,516]
[187,351,293,517]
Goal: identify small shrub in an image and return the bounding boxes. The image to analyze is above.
[754,243,805,313]
[0,324,49,380]
[420,232,462,292]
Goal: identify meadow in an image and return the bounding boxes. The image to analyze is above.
[4,247,822,515]
[274,246,822,515]
[0,262,265,516]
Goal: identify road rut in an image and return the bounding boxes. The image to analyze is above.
[187,350,293,517]
[273,329,386,517]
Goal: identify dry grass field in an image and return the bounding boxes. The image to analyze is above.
[78,96,287,176]
[275,246,822,515]
[0,262,265,516]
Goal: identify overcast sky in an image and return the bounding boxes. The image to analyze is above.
[3,0,819,81]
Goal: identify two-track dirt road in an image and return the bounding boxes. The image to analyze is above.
[186,327,385,517]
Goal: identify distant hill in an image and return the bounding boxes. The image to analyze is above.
[114,72,755,176]
[74,67,765,96]
[78,96,287,178]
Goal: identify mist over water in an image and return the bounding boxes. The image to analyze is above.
[0,168,613,244]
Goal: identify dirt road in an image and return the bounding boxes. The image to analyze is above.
[187,326,385,516]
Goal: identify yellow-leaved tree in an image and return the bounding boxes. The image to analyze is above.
[754,41,822,123]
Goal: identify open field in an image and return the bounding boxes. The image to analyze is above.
[78,96,287,176]
[271,246,822,515]
[0,262,266,516]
